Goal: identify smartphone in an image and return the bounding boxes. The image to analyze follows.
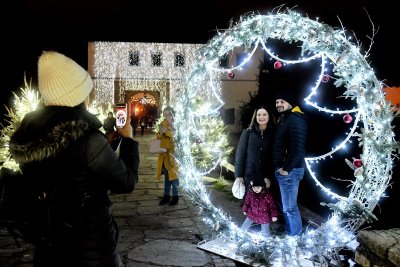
[115,103,128,128]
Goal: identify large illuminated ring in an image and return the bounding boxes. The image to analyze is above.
[174,9,397,265]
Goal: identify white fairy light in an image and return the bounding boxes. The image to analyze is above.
[173,8,397,266]
[2,7,395,267]
[91,41,203,106]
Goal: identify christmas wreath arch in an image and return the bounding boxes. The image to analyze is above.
[173,8,397,265]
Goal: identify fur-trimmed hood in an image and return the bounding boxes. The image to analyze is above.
[9,105,103,165]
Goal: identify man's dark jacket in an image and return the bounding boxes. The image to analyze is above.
[272,106,307,172]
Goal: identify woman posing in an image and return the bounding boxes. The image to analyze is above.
[234,105,276,201]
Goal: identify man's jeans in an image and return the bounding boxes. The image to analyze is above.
[275,167,304,236]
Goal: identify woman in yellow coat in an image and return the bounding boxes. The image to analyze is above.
[156,106,179,205]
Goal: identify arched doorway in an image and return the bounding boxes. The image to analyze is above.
[129,92,157,116]
[126,91,159,130]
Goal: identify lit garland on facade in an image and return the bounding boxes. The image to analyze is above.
[0,8,397,266]
[90,41,203,107]
[174,9,398,266]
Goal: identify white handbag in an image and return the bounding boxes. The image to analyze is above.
[232,179,246,199]
[149,139,167,154]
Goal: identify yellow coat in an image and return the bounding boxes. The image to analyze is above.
[156,120,178,181]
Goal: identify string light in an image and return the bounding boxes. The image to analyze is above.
[1,8,396,267]
[173,9,397,266]
[91,41,203,107]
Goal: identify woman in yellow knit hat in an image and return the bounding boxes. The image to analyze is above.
[9,51,139,267]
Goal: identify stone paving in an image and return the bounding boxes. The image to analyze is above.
[0,127,326,267]
[114,129,239,266]
[0,128,239,267]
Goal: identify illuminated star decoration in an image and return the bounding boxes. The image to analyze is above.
[173,7,398,266]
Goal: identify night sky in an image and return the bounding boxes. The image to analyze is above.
[2,1,399,227]
[2,1,399,103]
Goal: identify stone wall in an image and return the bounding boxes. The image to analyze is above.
[355,228,400,267]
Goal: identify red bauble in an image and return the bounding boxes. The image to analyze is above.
[353,159,363,168]
[322,74,330,83]
[273,61,283,69]
[343,114,353,123]
[227,71,235,79]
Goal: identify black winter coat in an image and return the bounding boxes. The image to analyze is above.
[272,106,307,172]
[103,117,116,134]
[234,126,274,185]
[9,105,139,267]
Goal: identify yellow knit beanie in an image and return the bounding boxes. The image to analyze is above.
[38,51,93,107]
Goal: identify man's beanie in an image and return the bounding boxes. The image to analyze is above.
[276,90,295,106]
[38,51,93,107]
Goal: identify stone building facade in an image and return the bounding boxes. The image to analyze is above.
[87,41,263,133]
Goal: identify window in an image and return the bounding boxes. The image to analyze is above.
[151,52,163,67]
[236,53,249,68]
[175,53,185,67]
[129,51,139,66]
[223,108,235,124]
[219,54,229,68]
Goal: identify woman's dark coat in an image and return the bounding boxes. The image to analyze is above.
[234,126,274,188]
[9,105,139,267]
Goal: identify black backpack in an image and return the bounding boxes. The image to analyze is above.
[0,167,53,246]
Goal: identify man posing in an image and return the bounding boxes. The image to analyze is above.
[272,90,308,236]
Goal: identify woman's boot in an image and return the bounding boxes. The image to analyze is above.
[169,196,179,205]
[159,195,170,205]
